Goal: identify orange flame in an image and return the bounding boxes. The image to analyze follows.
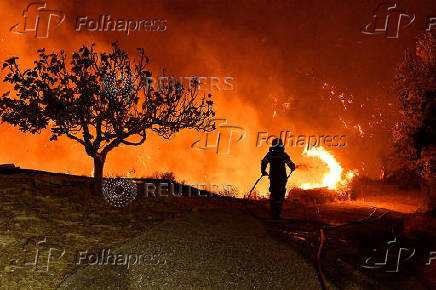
[300,147,355,190]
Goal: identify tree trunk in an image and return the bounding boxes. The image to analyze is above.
[93,154,106,195]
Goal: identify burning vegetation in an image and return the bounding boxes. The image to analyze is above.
[0,1,435,289]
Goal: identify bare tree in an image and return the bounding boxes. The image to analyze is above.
[0,42,215,194]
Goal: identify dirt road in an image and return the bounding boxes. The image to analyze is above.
[58,209,321,289]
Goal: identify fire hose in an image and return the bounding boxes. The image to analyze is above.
[246,163,309,201]
[246,171,293,201]
[244,171,390,290]
[246,175,266,200]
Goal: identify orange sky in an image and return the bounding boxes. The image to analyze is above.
[0,0,435,195]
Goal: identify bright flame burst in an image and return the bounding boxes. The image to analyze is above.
[300,147,355,190]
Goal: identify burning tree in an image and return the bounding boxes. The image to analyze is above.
[0,42,215,194]
[393,33,436,209]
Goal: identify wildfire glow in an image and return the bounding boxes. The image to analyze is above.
[300,147,354,190]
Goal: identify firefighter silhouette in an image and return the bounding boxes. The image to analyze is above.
[261,138,295,219]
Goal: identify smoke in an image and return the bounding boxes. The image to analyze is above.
[0,0,434,195]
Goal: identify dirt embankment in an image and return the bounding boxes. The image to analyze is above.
[1,169,435,289]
